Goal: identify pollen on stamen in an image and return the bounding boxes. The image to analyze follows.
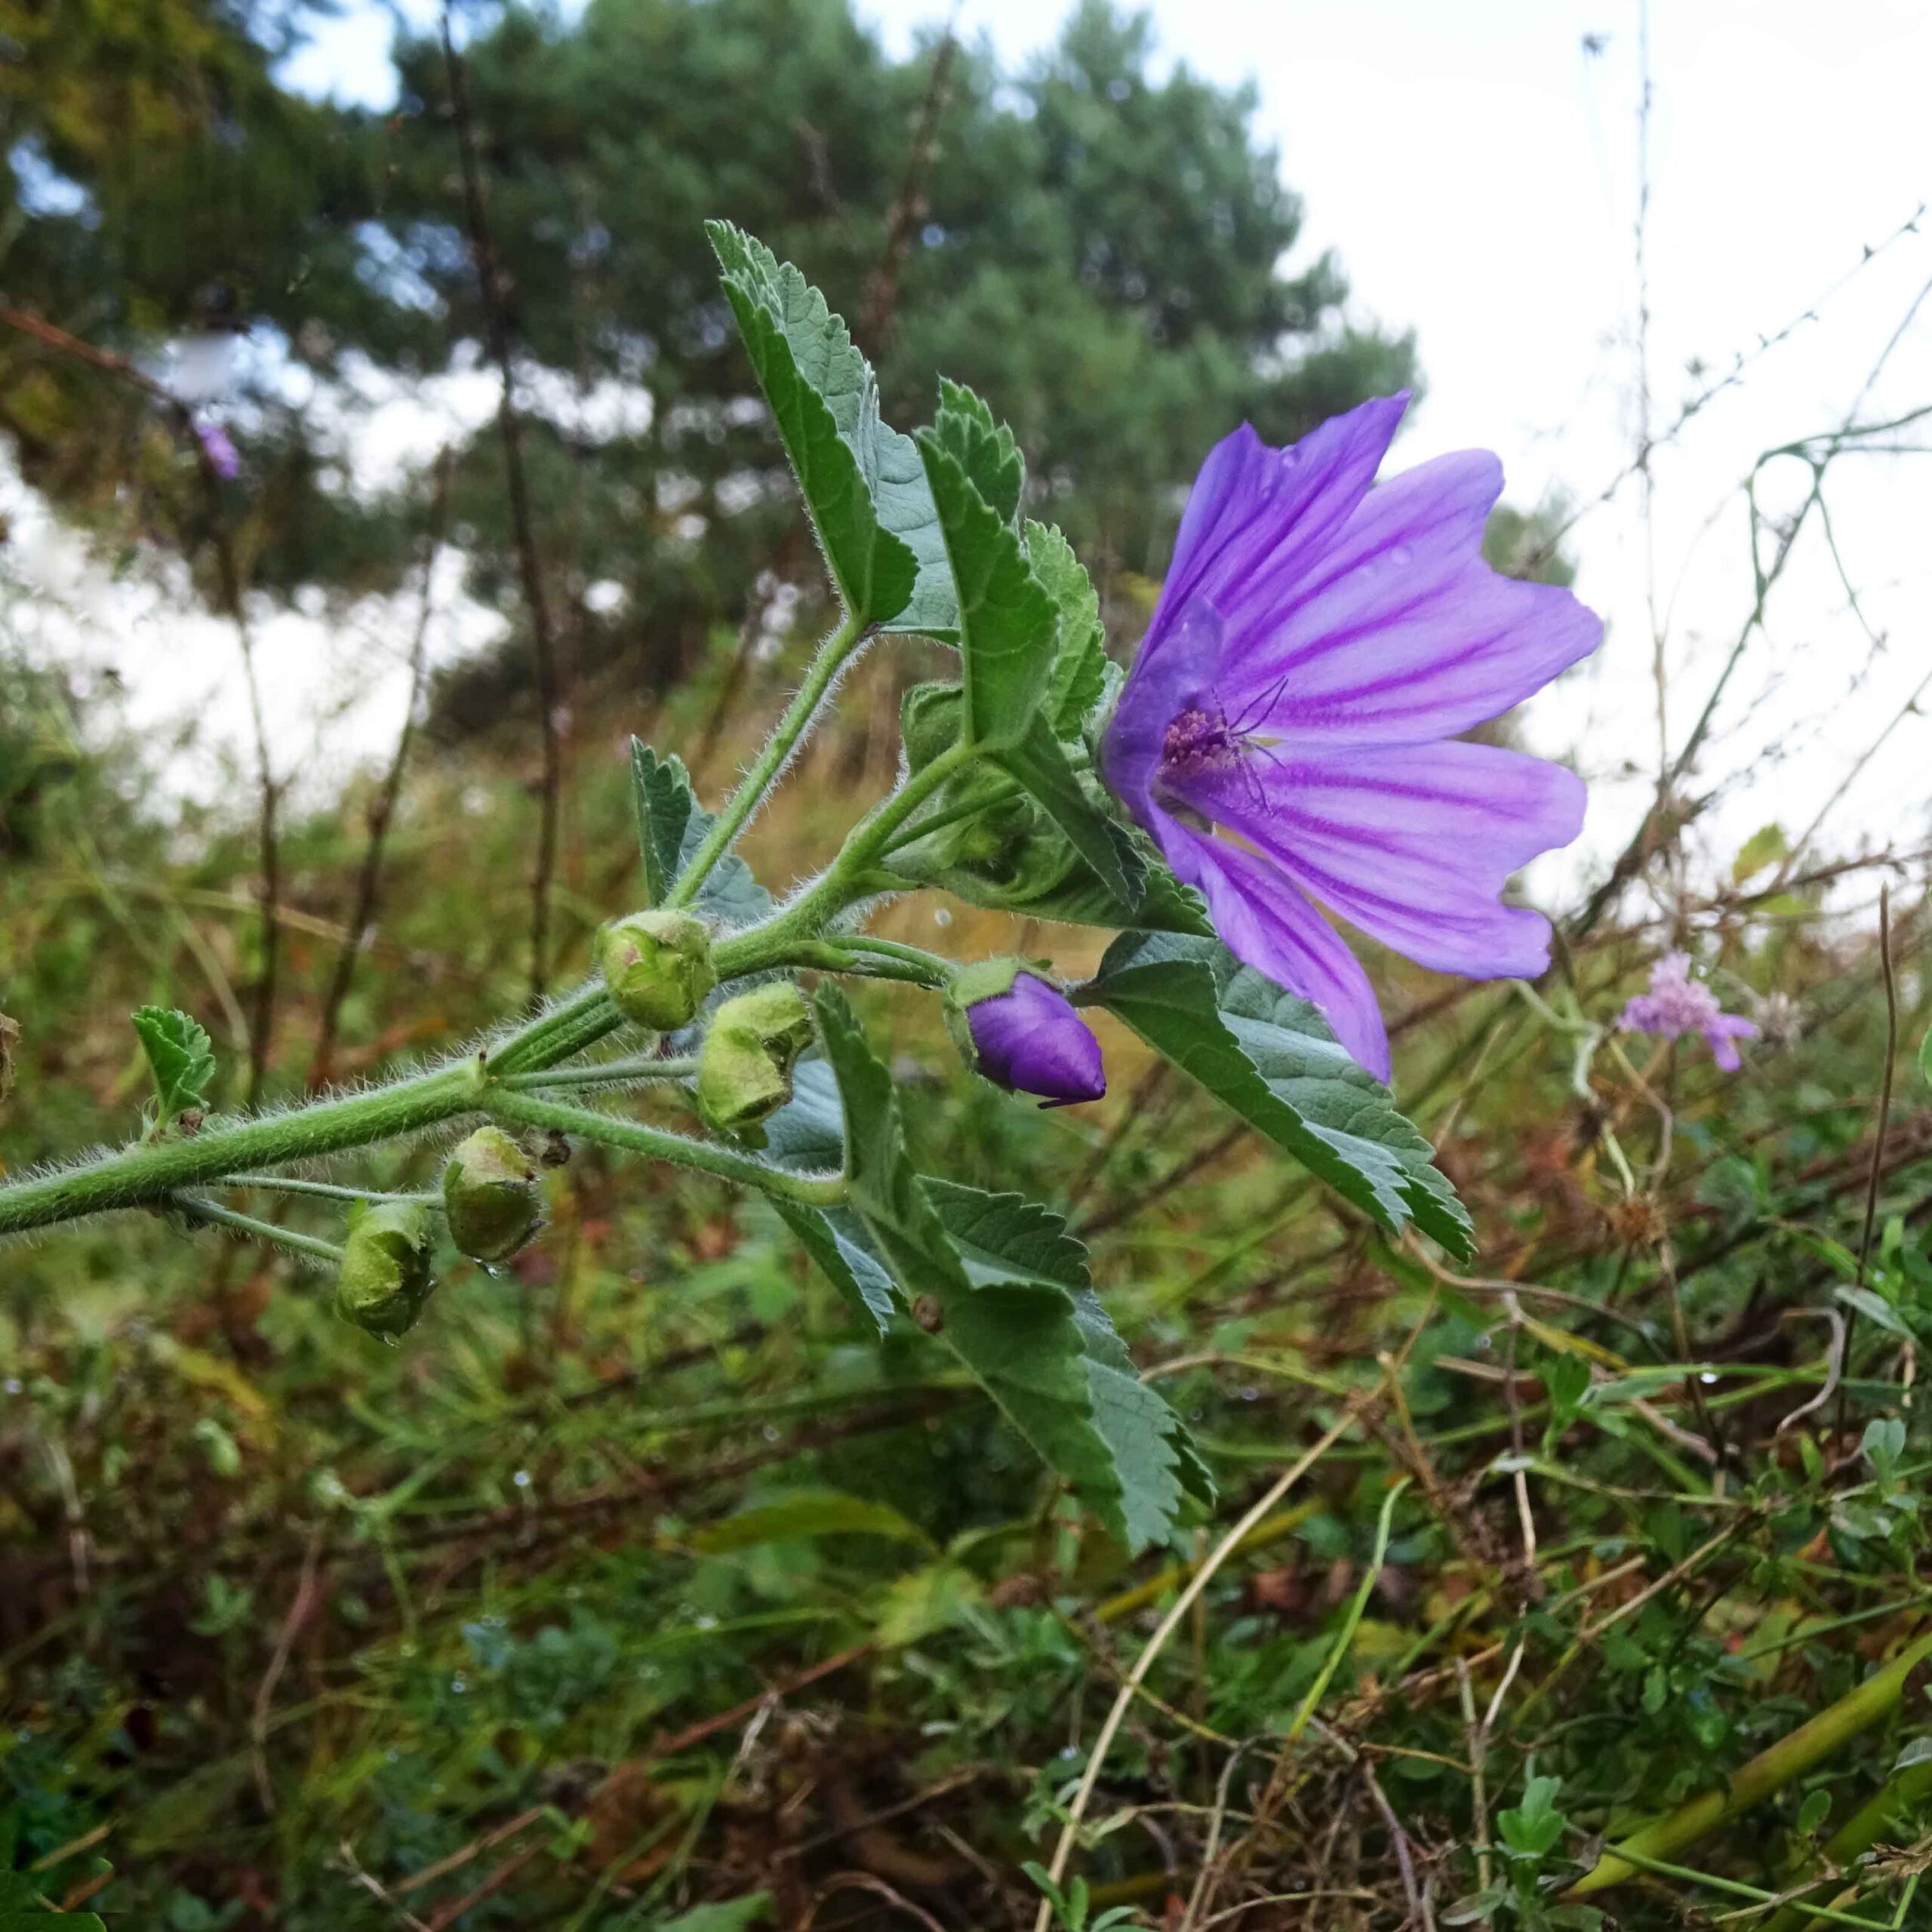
[1161,705,1246,777]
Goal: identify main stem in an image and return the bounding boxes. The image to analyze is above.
[666,608,866,911]
[0,1067,478,1240]
[0,694,953,1245]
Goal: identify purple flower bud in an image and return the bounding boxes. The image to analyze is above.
[195,420,240,481]
[963,971,1106,1108]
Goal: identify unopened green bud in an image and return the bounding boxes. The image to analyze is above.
[336,1201,435,1341]
[900,681,963,772]
[697,983,814,1139]
[596,909,716,1030]
[442,1126,541,1263]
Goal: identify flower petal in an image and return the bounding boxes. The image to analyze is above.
[1174,740,1584,979]
[1215,450,1601,743]
[1161,396,1411,624]
[1149,811,1392,1079]
[1112,398,1413,761]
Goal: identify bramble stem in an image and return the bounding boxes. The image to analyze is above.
[666,608,867,912]
[485,1089,846,1207]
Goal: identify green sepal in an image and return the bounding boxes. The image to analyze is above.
[940,955,1031,1074]
[697,983,816,1142]
[442,1126,542,1264]
[336,1200,436,1341]
[596,909,718,1031]
[900,681,963,774]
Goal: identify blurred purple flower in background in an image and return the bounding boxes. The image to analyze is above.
[195,419,240,481]
[964,972,1106,1107]
[1619,951,1758,1069]
[1102,394,1601,1081]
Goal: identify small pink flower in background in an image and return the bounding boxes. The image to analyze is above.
[195,419,240,481]
[1619,952,1758,1070]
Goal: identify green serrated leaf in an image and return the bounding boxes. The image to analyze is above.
[992,715,1143,907]
[917,432,1057,751]
[706,222,953,635]
[1026,519,1109,737]
[931,377,1024,527]
[761,1059,896,1334]
[630,739,694,906]
[811,984,1204,1549]
[131,1005,216,1121]
[641,756,770,931]
[997,834,1214,936]
[928,1178,1214,1543]
[1080,934,1472,1257]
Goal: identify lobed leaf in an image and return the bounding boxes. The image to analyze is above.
[760,1059,897,1334]
[1080,933,1474,1257]
[931,377,1025,528]
[629,738,694,906]
[632,739,771,930]
[810,983,1207,1549]
[706,222,955,635]
[916,432,1057,752]
[1025,518,1110,737]
[131,1006,217,1122]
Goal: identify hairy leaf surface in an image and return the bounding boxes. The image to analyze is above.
[1082,933,1474,1257]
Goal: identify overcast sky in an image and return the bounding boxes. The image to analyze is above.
[19,0,1932,911]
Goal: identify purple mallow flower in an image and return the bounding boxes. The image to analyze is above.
[195,420,240,481]
[964,972,1107,1107]
[1619,952,1758,1070]
[1101,394,1601,1081]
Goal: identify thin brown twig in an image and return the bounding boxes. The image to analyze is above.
[857,22,959,359]
[251,1530,324,1812]
[310,451,454,1089]
[440,6,566,1004]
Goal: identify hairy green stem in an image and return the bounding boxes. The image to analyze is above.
[488,983,622,1077]
[0,1066,478,1241]
[485,1088,845,1207]
[171,1193,347,1267]
[225,1174,437,1206]
[712,742,973,968]
[497,1054,698,1092]
[665,608,866,912]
